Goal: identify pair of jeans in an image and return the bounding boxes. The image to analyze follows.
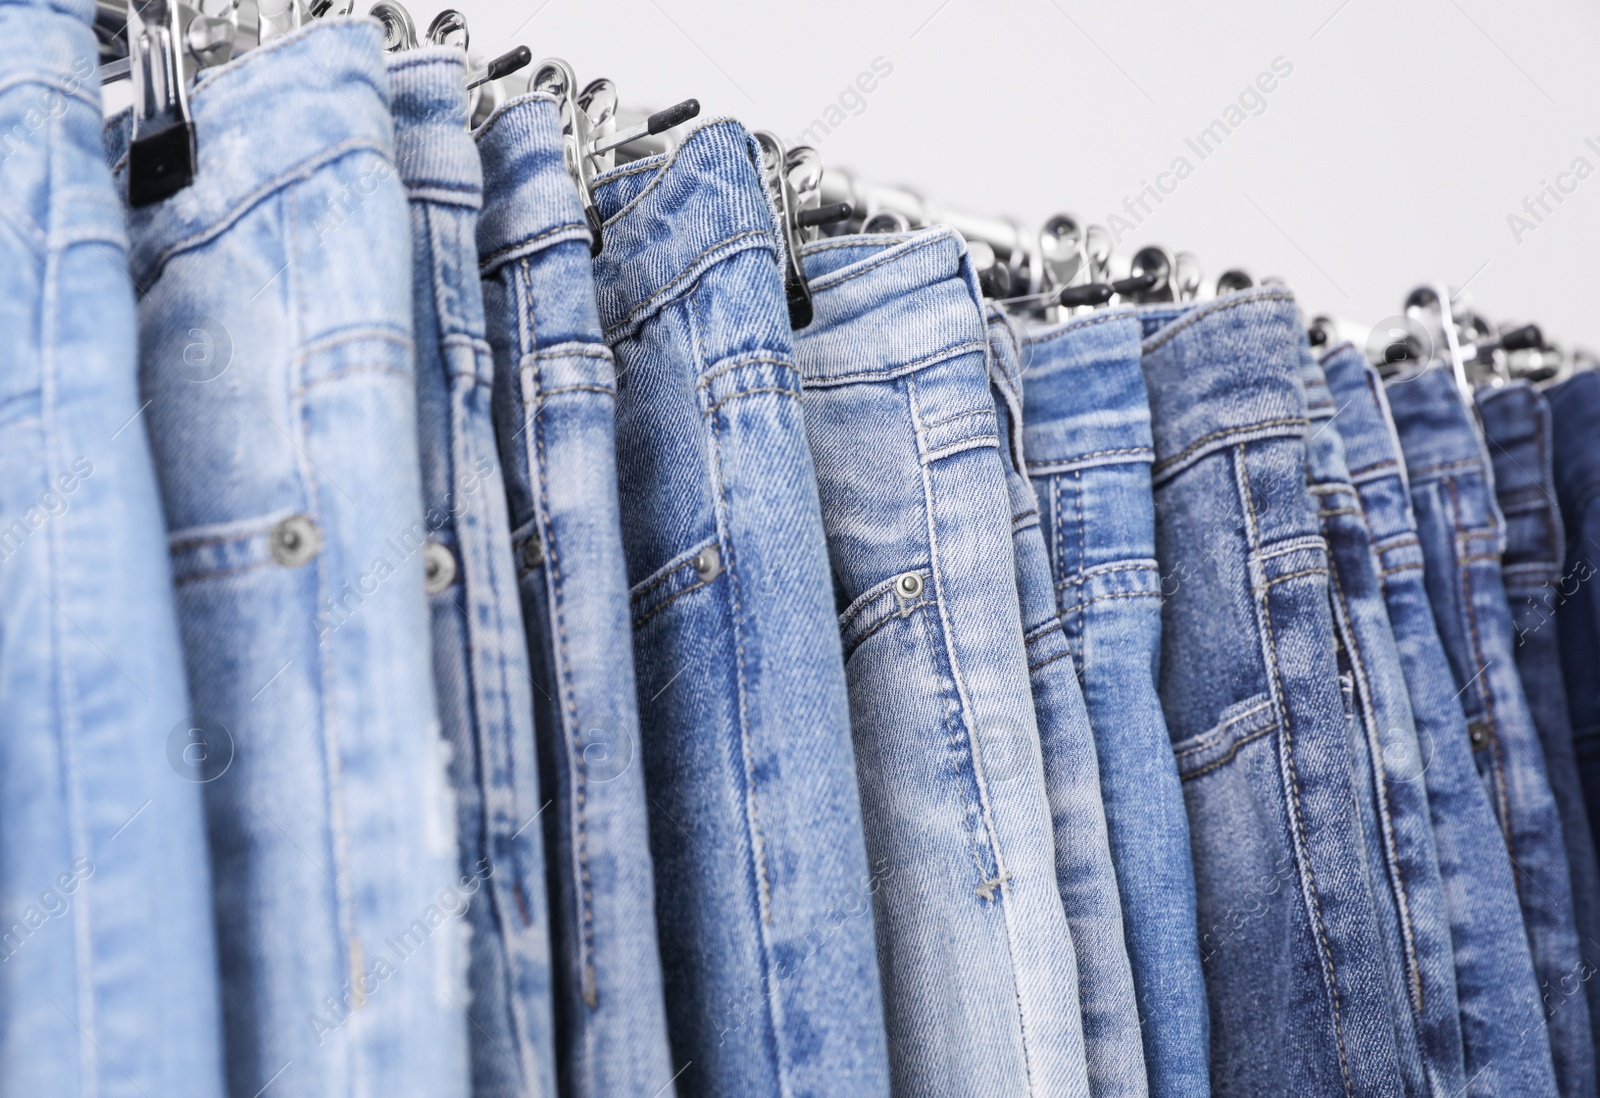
[1388,365,1596,1098]
[793,226,1088,1097]
[1021,308,1210,1098]
[1298,343,1465,1098]
[1321,343,1558,1097]
[989,309,1148,1097]
[590,118,891,1097]
[1478,381,1600,1059]
[1141,288,1403,1097]
[392,56,560,1098]
[0,0,225,1093]
[477,91,676,1096]
[1549,371,1600,863]
[110,21,469,1097]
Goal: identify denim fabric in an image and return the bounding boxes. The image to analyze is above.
[590,118,890,1098]
[392,57,558,1098]
[109,21,469,1097]
[1021,308,1210,1098]
[1549,371,1600,861]
[0,0,226,1093]
[477,92,676,1097]
[1322,343,1558,1097]
[989,309,1147,1098]
[1388,365,1596,1098]
[1479,381,1600,1059]
[1299,344,1464,1098]
[1140,288,1403,1097]
[793,226,1088,1097]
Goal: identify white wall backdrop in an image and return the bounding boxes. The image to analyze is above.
[443,0,1596,346]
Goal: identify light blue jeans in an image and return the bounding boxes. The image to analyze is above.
[0,0,225,1094]
[989,308,1147,1098]
[1141,290,1403,1097]
[110,20,469,1098]
[795,226,1089,1097]
[591,118,892,1097]
[478,90,677,1097]
[1022,307,1210,1098]
[393,54,559,1098]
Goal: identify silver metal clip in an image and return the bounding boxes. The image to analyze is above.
[753,131,814,329]
[127,0,197,206]
[531,58,608,256]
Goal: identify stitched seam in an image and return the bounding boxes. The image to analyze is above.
[801,339,990,389]
[1152,417,1308,478]
[1021,309,1131,349]
[1180,722,1277,780]
[1257,566,1329,590]
[1173,700,1276,759]
[533,343,612,361]
[1141,289,1296,353]
[804,229,959,292]
[706,386,798,415]
[845,598,927,656]
[1056,590,1162,614]
[1448,477,1515,864]
[1053,560,1160,590]
[1024,618,1064,645]
[603,230,771,337]
[696,353,796,390]
[629,540,711,605]
[540,384,615,398]
[293,362,411,396]
[478,221,590,274]
[529,345,598,1005]
[1027,648,1073,675]
[1025,446,1153,471]
[922,407,994,431]
[631,574,711,629]
[1327,556,1424,1016]
[1242,442,1355,1097]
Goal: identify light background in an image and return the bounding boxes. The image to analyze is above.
[425,0,1598,348]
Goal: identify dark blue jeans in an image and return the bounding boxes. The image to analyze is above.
[1390,366,1595,1098]
[1142,289,1402,1097]
[1479,381,1600,1066]
[1550,371,1600,881]
[1322,343,1557,1096]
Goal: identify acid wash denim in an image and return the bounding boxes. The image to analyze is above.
[1021,307,1211,1098]
[1321,343,1558,1098]
[1478,381,1600,1061]
[110,21,469,1098]
[1140,288,1403,1098]
[1549,371,1600,861]
[1298,345,1464,1098]
[989,309,1147,1098]
[477,92,676,1097]
[0,0,226,1093]
[391,56,561,1098]
[1388,365,1596,1098]
[792,225,1089,1098]
[589,118,891,1098]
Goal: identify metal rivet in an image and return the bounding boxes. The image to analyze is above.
[269,514,321,568]
[693,546,721,581]
[894,572,923,599]
[423,541,456,594]
[1468,720,1490,750]
[522,533,543,570]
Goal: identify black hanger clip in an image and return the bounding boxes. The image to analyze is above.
[127,0,197,207]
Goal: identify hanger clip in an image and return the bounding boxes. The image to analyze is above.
[127,0,197,207]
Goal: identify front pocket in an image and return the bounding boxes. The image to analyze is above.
[1173,693,1279,781]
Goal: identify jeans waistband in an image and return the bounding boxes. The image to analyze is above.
[1138,286,1306,483]
[1384,365,1489,480]
[473,92,588,275]
[1319,343,1403,478]
[1019,307,1151,474]
[796,227,988,389]
[1298,337,1336,419]
[1478,380,1563,570]
[105,19,394,290]
[589,116,779,341]
[388,49,478,208]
